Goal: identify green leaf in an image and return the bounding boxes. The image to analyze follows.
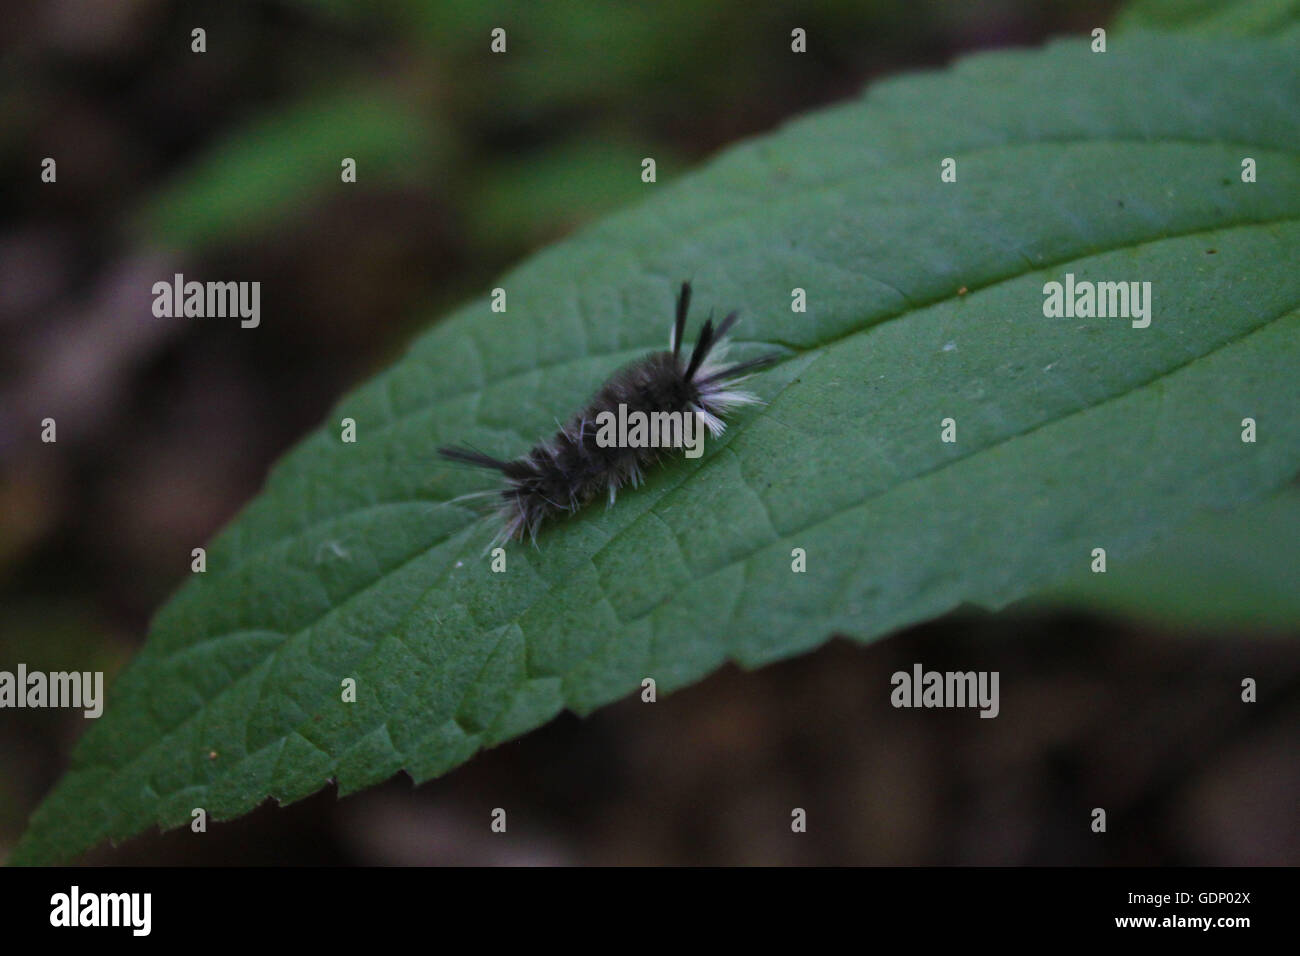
[1037,486,1300,630]
[14,31,1300,864]
[466,136,673,254]
[1115,0,1300,39]
[136,86,446,252]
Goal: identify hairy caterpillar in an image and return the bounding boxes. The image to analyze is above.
[439,281,779,546]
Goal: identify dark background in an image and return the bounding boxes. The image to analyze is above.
[3,0,1297,865]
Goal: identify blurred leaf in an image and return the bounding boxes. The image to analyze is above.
[1039,487,1300,630]
[467,137,679,254]
[0,602,130,680]
[13,32,1300,864]
[136,87,446,252]
[435,3,706,112]
[1116,0,1300,38]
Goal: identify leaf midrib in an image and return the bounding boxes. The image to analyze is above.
[28,35,1300,862]
[387,137,1300,420]
[79,216,1299,802]
[211,206,1300,586]
[80,297,1300,830]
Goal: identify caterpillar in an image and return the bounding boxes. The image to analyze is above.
[439,281,779,546]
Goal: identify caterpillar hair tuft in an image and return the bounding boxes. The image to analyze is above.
[439,281,779,546]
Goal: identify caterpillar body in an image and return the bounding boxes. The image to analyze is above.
[439,281,778,546]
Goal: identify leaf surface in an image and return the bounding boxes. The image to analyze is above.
[13,32,1300,864]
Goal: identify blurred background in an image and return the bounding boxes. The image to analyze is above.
[3,0,1298,864]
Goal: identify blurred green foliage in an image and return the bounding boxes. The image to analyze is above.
[1116,0,1300,37]
[1042,487,1300,631]
[127,0,1123,280]
[139,86,448,250]
[15,20,1300,863]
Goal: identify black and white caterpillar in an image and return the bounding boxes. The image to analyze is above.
[439,281,778,545]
